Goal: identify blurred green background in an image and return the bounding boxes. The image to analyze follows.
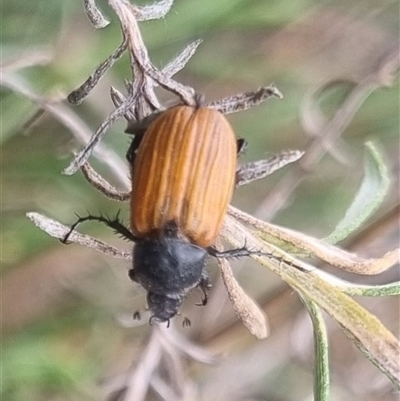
[1,0,399,400]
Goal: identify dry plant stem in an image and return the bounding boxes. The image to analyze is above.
[150,375,181,401]
[68,39,128,105]
[156,331,187,398]
[80,162,130,201]
[109,62,276,120]
[160,326,217,364]
[300,80,352,164]
[153,361,184,400]
[162,39,203,79]
[123,329,212,399]
[1,47,53,74]
[208,85,283,115]
[1,75,129,187]
[110,86,137,121]
[102,326,213,400]
[121,329,163,401]
[109,0,196,106]
[121,326,195,401]
[64,92,139,175]
[149,377,173,401]
[134,0,174,21]
[127,39,203,115]
[84,0,110,28]
[21,108,47,134]
[301,83,377,171]
[228,205,399,275]
[108,39,202,119]
[236,150,304,187]
[300,80,354,157]
[108,36,236,121]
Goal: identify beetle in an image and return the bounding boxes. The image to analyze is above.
[63,104,265,324]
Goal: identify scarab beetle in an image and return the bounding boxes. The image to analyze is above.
[63,104,262,324]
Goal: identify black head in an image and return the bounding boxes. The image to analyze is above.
[147,292,182,323]
[131,237,208,321]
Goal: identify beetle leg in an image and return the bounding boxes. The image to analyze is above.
[61,212,139,244]
[128,268,138,282]
[125,111,165,164]
[207,245,273,260]
[209,246,306,272]
[196,274,212,306]
[125,110,163,136]
[236,138,248,155]
[126,133,144,165]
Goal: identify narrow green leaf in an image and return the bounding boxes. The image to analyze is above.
[283,269,400,389]
[308,268,400,296]
[341,281,400,297]
[300,297,330,401]
[222,216,400,387]
[326,141,390,244]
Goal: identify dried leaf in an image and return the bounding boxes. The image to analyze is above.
[229,206,399,275]
[236,150,304,187]
[84,0,110,28]
[218,257,268,339]
[26,212,131,260]
[221,215,400,387]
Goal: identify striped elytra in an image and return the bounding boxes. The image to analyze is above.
[130,105,237,247]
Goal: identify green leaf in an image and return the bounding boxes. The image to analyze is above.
[222,215,400,388]
[283,269,400,389]
[301,297,330,401]
[340,281,400,297]
[325,141,390,244]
